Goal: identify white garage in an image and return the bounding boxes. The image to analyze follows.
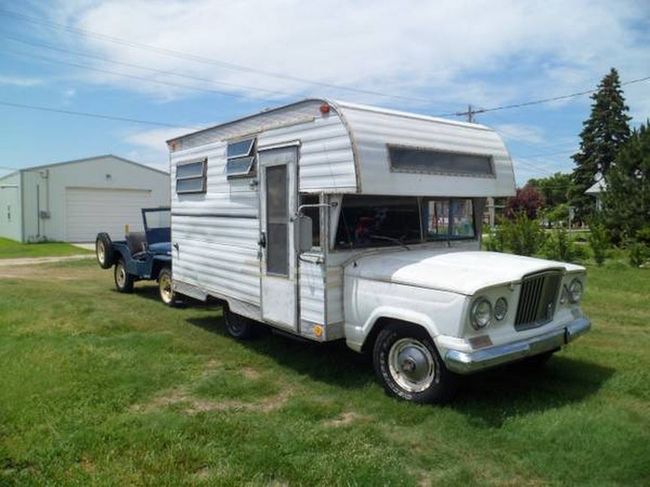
[0,155,170,243]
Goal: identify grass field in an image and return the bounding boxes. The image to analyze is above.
[0,238,91,259]
[0,259,648,485]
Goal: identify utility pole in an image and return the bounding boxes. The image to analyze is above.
[466,104,476,123]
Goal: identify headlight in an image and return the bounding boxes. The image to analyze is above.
[494,297,508,321]
[471,297,492,329]
[568,278,583,303]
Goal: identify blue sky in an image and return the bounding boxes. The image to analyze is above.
[1,0,649,184]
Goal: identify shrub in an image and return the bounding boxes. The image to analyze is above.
[484,225,505,252]
[588,223,610,266]
[636,226,650,245]
[501,214,546,256]
[627,241,649,268]
[544,227,576,262]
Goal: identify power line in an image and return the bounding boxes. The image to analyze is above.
[443,75,650,118]
[0,100,193,128]
[2,34,295,100]
[0,7,433,104]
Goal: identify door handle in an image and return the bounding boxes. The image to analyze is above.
[258,232,266,248]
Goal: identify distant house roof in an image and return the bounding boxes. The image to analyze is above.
[586,179,607,194]
[1,154,169,176]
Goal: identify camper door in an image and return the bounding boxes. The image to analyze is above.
[258,146,298,331]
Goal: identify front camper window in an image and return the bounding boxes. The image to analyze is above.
[335,196,475,249]
[388,145,494,177]
[176,158,207,194]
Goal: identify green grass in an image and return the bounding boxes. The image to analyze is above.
[0,238,92,259]
[0,260,648,485]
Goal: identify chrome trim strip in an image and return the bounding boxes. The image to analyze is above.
[444,317,591,374]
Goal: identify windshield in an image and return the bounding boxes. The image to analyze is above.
[335,196,475,249]
[143,208,171,230]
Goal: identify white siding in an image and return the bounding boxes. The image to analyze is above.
[0,172,22,242]
[64,187,152,241]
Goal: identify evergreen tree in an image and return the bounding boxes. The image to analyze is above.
[569,68,631,221]
[602,123,650,243]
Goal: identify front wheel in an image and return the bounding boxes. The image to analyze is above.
[373,323,457,404]
[114,259,134,293]
[158,267,180,307]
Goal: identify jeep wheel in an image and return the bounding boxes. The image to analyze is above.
[114,259,134,293]
[373,323,457,404]
[224,307,258,340]
[96,233,114,269]
[158,267,179,307]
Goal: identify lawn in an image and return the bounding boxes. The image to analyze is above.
[0,238,92,259]
[0,260,648,485]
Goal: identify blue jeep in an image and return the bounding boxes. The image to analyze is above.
[95,207,179,306]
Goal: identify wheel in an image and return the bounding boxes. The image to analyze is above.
[114,259,134,293]
[373,323,457,404]
[224,307,258,340]
[158,267,179,307]
[96,233,114,269]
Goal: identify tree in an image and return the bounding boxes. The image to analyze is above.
[506,184,544,219]
[528,172,573,208]
[569,68,631,222]
[602,123,650,243]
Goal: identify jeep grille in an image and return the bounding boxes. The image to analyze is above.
[514,270,562,330]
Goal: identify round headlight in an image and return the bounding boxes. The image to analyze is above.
[568,278,583,303]
[471,297,492,329]
[494,297,508,321]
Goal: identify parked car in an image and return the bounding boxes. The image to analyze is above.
[166,99,591,404]
[95,207,179,306]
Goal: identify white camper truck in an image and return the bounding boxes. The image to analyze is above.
[167,100,590,403]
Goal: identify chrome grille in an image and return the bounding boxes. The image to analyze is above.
[514,270,562,330]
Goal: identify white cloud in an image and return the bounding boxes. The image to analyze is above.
[46,0,649,115]
[0,75,43,87]
[124,126,196,166]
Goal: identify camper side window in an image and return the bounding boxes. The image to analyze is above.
[388,145,494,177]
[226,137,256,178]
[176,158,207,194]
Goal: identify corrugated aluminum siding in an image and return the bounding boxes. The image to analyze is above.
[334,101,516,197]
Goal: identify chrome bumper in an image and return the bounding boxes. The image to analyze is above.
[444,317,591,374]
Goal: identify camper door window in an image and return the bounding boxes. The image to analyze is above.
[335,196,475,249]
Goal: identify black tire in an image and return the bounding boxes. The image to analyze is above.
[158,267,180,307]
[373,323,457,404]
[96,233,114,269]
[223,307,258,340]
[114,259,134,293]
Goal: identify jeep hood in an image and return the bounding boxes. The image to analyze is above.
[345,250,584,296]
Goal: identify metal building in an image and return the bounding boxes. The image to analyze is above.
[0,155,170,243]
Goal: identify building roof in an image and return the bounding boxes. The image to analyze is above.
[0,154,169,177]
[586,179,607,194]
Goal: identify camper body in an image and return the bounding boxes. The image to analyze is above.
[167,100,590,403]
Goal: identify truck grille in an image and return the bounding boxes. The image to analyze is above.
[514,270,562,330]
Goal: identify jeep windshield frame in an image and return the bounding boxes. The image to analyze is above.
[334,195,476,250]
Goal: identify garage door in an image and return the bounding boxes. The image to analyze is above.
[65,187,152,242]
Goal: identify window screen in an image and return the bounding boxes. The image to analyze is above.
[176,158,207,194]
[389,146,494,177]
[226,138,256,178]
[266,165,288,276]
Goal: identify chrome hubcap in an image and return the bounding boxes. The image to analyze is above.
[388,338,436,392]
[97,241,105,262]
[116,265,126,287]
[160,275,172,303]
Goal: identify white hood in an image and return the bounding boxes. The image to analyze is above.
[345,249,584,296]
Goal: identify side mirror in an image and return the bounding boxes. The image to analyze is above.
[298,215,313,253]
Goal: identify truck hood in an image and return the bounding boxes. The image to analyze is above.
[345,249,584,296]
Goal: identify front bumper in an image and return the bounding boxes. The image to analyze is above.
[444,317,591,374]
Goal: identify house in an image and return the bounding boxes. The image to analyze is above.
[586,178,607,211]
[0,155,170,243]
